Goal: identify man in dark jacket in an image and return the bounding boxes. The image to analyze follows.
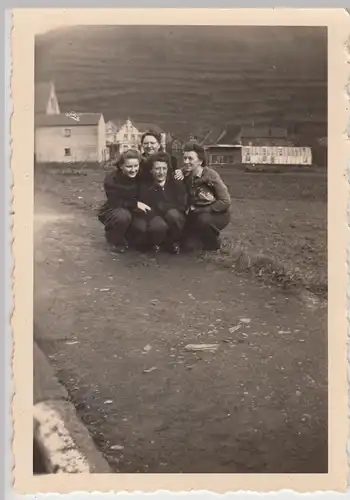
[182,142,231,250]
[136,151,187,254]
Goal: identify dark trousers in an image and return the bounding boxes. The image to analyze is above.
[133,209,186,247]
[101,207,133,246]
[184,209,230,249]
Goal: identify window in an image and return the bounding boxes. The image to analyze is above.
[223,155,234,164]
[131,134,136,141]
[124,134,128,140]
[64,148,71,156]
[217,155,225,164]
[64,128,71,137]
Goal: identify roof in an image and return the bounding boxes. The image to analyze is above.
[108,119,163,134]
[107,118,125,129]
[205,144,242,149]
[133,122,163,134]
[195,125,241,146]
[217,125,241,145]
[35,113,103,127]
[239,125,288,139]
[35,81,53,115]
[194,126,224,146]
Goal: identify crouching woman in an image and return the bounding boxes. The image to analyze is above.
[136,152,187,254]
[98,149,150,252]
[182,142,231,251]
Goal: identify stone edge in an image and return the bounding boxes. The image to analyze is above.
[34,342,112,474]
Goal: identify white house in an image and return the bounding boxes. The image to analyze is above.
[205,125,313,166]
[241,145,312,166]
[238,126,312,166]
[35,81,109,163]
[35,113,109,163]
[106,118,166,153]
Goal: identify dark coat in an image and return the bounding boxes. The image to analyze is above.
[138,154,178,183]
[98,170,138,223]
[139,177,188,216]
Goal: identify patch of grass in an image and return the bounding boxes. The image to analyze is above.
[211,167,327,296]
[202,236,327,297]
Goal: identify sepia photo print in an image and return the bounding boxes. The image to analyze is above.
[32,19,331,479]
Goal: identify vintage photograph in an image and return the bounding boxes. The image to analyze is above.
[32,23,329,476]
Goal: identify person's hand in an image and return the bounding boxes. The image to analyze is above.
[174,169,184,181]
[137,201,151,213]
[189,205,210,214]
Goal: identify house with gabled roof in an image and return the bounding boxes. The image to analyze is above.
[34,81,109,163]
[35,112,108,163]
[237,125,312,167]
[204,124,312,167]
[106,118,166,155]
[202,125,242,166]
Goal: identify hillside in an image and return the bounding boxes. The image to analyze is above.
[35,25,327,138]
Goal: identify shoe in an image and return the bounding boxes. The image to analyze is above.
[112,243,129,254]
[170,243,181,255]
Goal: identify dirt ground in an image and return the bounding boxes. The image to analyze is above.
[35,164,327,293]
[34,169,328,473]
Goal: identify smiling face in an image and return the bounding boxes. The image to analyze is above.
[120,158,140,178]
[151,161,168,183]
[142,135,160,157]
[183,150,203,175]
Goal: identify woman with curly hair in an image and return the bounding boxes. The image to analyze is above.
[139,129,183,183]
[98,149,151,252]
[136,151,187,254]
[181,142,231,251]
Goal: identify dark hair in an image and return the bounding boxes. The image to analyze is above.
[141,130,162,145]
[183,142,207,166]
[150,151,171,167]
[117,149,141,169]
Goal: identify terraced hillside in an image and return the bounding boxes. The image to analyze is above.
[35,25,327,138]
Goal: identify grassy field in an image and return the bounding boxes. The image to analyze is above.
[209,167,327,296]
[34,163,327,297]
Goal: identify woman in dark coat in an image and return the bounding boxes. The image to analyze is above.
[181,142,231,251]
[138,130,183,183]
[98,149,151,252]
[135,151,188,254]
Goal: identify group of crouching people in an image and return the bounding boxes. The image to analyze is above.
[98,130,231,254]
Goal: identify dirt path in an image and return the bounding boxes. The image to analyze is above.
[34,191,327,474]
